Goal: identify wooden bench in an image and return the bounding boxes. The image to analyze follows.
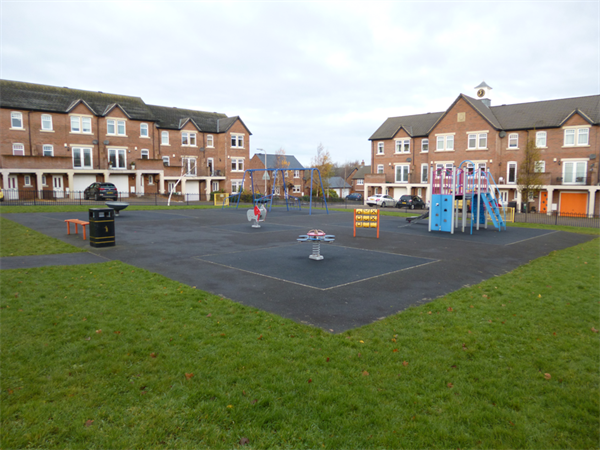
[64,219,90,240]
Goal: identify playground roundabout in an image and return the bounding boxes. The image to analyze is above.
[2,207,596,332]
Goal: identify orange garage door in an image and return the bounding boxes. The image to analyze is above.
[560,192,587,216]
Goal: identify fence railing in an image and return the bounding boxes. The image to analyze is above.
[2,190,599,228]
[514,211,599,228]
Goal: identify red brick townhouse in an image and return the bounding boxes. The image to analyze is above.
[367,83,600,216]
[248,152,307,196]
[0,80,251,201]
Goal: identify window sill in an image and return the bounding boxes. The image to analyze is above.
[70,132,93,135]
[466,148,488,151]
[507,147,520,150]
[9,127,25,131]
[434,149,455,152]
[40,129,55,133]
[562,145,590,149]
[140,136,150,139]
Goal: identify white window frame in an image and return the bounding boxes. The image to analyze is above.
[24,175,32,187]
[562,160,587,184]
[356,179,364,186]
[41,114,53,131]
[182,157,197,176]
[162,156,170,166]
[161,131,169,145]
[395,139,410,154]
[420,163,428,183]
[377,164,384,174]
[212,181,219,191]
[421,139,429,153]
[73,147,93,169]
[107,119,126,136]
[43,144,54,157]
[231,158,244,172]
[468,132,488,150]
[108,148,127,169]
[436,134,455,152]
[536,131,547,148]
[12,143,25,156]
[140,123,149,138]
[507,161,517,184]
[534,161,545,173]
[395,164,409,183]
[141,149,149,159]
[292,185,301,193]
[42,175,47,186]
[182,132,197,146]
[231,180,243,193]
[70,115,92,134]
[11,112,23,129]
[563,126,591,147]
[206,135,214,147]
[294,170,300,178]
[148,175,154,185]
[377,142,384,154]
[230,133,244,148]
[508,133,518,149]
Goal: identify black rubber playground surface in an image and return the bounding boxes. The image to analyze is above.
[2,207,596,332]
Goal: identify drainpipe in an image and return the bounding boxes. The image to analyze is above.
[27,111,33,155]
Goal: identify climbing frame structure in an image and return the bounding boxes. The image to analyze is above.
[429,160,506,234]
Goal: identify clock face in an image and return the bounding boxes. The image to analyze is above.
[477,89,485,98]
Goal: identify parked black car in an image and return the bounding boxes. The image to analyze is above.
[396,195,426,209]
[84,182,118,201]
[346,193,363,201]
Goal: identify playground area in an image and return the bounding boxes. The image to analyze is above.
[2,207,596,332]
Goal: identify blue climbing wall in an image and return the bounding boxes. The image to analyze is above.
[431,194,453,232]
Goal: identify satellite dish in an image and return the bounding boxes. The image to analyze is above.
[499,131,506,138]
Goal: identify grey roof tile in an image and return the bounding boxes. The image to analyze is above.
[369,112,443,140]
[1,79,154,120]
[353,166,371,179]
[372,93,600,139]
[256,154,304,169]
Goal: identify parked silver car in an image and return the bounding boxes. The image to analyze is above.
[366,194,396,207]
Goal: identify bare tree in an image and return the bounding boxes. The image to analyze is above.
[517,137,545,212]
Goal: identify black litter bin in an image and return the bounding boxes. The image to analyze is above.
[89,208,115,248]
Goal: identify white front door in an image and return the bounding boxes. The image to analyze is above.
[53,175,64,199]
[7,176,18,200]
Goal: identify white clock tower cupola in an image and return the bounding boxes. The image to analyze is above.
[474,81,492,107]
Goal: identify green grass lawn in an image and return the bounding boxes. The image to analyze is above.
[1,212,599,449]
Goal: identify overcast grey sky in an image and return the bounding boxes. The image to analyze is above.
[1,1,598,166]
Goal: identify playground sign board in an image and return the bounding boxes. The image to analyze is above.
[354,209,380,238]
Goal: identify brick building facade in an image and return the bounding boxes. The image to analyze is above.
[367,84,600,216]
[0,80,251,201]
